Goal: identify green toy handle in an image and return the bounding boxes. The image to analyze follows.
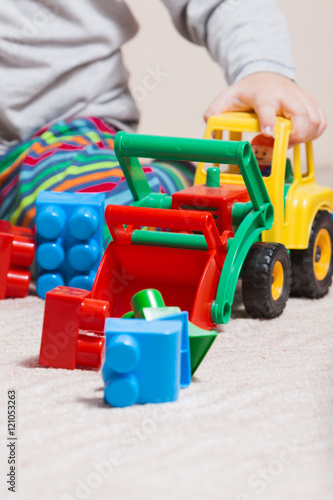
[114,132,269,213]
[116,131,249,164]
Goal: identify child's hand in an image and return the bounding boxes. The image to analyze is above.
[204,72,326,146]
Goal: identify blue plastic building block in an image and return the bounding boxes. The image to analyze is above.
[156,311,191,388]
[139,308,191,388]
[35,191,106,299]
[102,318,182,407]
[127,290,191,386]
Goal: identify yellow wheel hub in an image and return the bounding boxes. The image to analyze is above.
[313,228,331,281]
[271,260,284,301]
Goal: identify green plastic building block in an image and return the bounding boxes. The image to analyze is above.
[131,289,181,321]
[188,322,217,376]
[131,289,166,318]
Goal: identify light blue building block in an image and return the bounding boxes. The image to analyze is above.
[35,191,106,299]
[156,311,191,388]
[140,308,191,388]
[102,318,182,407]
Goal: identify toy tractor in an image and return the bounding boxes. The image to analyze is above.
[89,130,278,327]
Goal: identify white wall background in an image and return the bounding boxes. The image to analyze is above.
[123,0,332,167]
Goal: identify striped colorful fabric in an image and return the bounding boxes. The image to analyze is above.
[0,117,194,227]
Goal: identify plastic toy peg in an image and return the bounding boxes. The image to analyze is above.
[35,191,106,299]
[38,286,109,370]
[102,318,182,407]
[0,220,35,299]
[206,166,221,188]
[130,289,180,319]
[131,288,165,318]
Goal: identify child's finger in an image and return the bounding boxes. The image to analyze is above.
[301,99,327,140]
[282,98,326,145]
[253,101,277,137]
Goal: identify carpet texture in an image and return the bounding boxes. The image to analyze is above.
[1,167,332,500]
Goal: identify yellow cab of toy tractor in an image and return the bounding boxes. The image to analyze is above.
[195,111,333,302]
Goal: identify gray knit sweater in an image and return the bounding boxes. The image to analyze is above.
[0,0,296,149]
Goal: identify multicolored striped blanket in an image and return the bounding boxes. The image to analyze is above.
[0,117,194,227]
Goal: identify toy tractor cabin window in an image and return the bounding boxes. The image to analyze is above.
[203,128,307,184]
[203,129,274,178]
[282,143,311,183]
[292,143,311,179]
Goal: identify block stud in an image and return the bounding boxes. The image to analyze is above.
[36,239,65,270]
[36,273,65,299]
[69,207,98,240]
[104,374,139,408]
[106,334,140,373]
[68,240,99,271]
[69,271,96,291]
[36,205,66,239]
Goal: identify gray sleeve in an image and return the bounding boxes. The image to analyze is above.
[161,0,297,84]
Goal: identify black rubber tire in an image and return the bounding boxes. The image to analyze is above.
[290,211,333,298]
[242,242,291,318]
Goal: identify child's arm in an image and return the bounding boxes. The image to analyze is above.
[161,0,326,144]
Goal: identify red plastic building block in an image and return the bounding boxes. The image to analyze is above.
[0,221,35,299]
[38,286,109,370]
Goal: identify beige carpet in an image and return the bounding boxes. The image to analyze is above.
[1,167,333,500]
